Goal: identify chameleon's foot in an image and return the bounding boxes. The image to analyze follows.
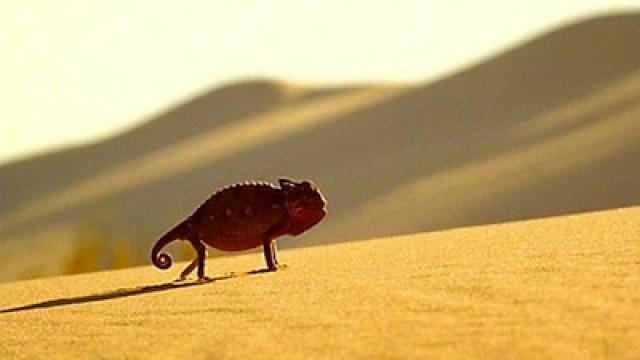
[197,276,213,283]
[178,274,199,282]
[267,263,287,272]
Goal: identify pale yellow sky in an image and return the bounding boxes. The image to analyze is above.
[1,1,638,165]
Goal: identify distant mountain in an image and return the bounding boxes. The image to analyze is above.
[2,13,639,281]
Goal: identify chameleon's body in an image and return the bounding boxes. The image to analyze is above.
[151,177,327,279]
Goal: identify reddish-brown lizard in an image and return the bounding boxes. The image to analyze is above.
[151,177,327,280]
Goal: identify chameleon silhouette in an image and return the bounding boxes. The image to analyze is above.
[151,177,327,280]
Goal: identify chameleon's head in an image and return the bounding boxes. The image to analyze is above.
[279,177,327,234]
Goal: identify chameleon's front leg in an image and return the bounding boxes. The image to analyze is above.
[262,238,278,271]
[271,241,280,266]
[262,218,288,271]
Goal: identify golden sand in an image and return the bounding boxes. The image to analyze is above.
[1,206,638,359]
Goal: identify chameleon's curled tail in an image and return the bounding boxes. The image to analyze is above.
[151,220,190,270]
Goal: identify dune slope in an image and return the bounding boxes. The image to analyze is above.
[1,13,640,281]
[1,206,638,359]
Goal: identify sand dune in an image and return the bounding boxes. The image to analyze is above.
[1,87,401,232]
[1,206,638,359]
[1,13,640,281]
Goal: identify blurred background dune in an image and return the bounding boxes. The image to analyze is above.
[1,3,639,282]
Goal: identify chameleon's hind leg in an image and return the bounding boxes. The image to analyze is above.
[194,241,211,281]
[179,258,198,280]
[179,240,209,281]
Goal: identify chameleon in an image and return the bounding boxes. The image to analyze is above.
[151,177,327,280]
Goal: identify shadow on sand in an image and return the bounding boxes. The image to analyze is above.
[0,268,272,314]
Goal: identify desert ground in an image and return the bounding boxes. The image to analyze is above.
[1,206,638,359]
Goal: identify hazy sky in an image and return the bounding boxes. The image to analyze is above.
[1,1,638,165]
